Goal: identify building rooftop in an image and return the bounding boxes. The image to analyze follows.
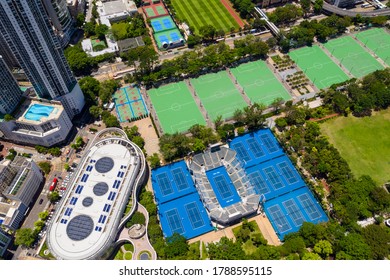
[47,133,145,259]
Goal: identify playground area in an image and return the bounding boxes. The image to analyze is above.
[230,61,291,105]
[190,71,247,121]
[113,86,148,122]
[289,45,350,89]
[355,28,390,67]
[147,82,206,134]
[324,35,384,78]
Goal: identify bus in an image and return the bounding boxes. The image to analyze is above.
[49,178,58,192]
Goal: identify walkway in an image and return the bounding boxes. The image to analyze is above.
[117,203,157,260]
[188,214,281,246]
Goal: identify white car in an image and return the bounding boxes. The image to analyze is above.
[385,219,390,227]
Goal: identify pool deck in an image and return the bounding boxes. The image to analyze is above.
[14,98,64,124]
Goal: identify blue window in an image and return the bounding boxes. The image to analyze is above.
[64,208,73,216]
[103,204,111,212]
[75,185,84,194]
[70,197,78,205]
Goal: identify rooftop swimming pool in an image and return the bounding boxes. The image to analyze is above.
[24,104,55,121]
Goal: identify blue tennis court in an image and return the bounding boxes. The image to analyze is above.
[246,155,305,200]
[151,16,176,33]
[158,35,169,43]
[163,18,173,29]
[229,129,284,168]
[158,192,213,239]
[170,32,180,41]
[151,161,196,204]
[152,21,163,32]
[206,166,241,207]
[264,187,328,239]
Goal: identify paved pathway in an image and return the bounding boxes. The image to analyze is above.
[226,68,252,106]
[185,79,214,127]
[188,214,281,246]
[117,203,157,260]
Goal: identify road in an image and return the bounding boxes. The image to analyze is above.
[85,0,93,22]
[320,1,390,17]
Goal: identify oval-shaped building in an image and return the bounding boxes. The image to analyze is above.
[47,129,146,259]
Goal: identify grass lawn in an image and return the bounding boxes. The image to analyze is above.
[171,0,240,33]
[320,109,390,185]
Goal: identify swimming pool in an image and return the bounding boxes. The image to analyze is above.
[24,104,55,121]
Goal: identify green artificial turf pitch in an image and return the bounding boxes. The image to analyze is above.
[171,0,240,33]
[230,60,291,105]
[147,81,206,134]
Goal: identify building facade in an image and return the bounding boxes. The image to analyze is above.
[0,0,84,119]
[0,228,12,258]
[0,34,19,70]
[0,56,23,115]
[0,98,73,147]
[0,156,43,230]
[42,0,76,47]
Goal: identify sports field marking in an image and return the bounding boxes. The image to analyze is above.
[289,45,349,89]
[297,193,321,220]
[230,61,291,106]
[191,71,246,120]
[165,208,186,234]
[267,205,292,233]
[171,0,240,33]
[148,81,206,134]
[184,202,205,229]
[324,36,384,78]
[356,28,390,66]
[282,199,306,227]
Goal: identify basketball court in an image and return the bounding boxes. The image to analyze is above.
[113,86,148,122]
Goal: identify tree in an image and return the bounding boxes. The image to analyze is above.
[79,76,101,104]
[207,237,246,260]
[361,224,390,260]
[243,102,267,130]
[370,16,387,26]
[199,25,216,41]
[214,115,223,130]
[337,233,373,260]
[83,21,96,37]
[300,0,311,16]
[89,105,103,119]
[64,163,70,172]
[301,252,322,260]
[64,45,96,76]
[99,79,120,104]
[14,228,36,247]
[125,212,146,228]
[313,240,333,259]
[165,233,189,259]
[313,0,323,14]
[48,191,60,203]
[187,34,202,48]
[101,111,120,128]
[38,161,52,174]
[147,153,161,169]
[34,220,45,229]
[76,13,85,28]
[38,211,49,221]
